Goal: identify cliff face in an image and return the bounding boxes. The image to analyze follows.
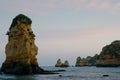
[1,14,44,74]
[96,40,120,67]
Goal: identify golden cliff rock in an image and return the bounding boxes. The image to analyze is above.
[0,14,44,74]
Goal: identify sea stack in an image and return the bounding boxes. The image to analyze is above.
[55,59,69,67]
[96,40,120,67]
[55,59,63,67]
[0,14,44,74]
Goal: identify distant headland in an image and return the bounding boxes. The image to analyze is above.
[75,40,120,67]
[96,40,120,67]
[55,41,120,67]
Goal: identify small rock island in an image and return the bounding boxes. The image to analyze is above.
[0,14,53,75]
[55,59,69,67]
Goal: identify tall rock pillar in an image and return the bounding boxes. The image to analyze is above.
[1,14,44,74]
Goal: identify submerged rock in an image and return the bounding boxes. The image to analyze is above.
[103,75,109,77]
[96,40,120,67]
[0,14,53,75]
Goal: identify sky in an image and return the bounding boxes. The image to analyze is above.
[0,0,120,66]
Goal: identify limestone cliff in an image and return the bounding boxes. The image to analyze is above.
[0,14,44,74]
[96,40,120,67]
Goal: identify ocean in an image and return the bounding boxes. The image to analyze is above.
[0,66,120,80]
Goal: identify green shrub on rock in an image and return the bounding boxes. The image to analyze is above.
[9,14,32,30]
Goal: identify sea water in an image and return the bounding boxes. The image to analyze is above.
[0,66,120,80]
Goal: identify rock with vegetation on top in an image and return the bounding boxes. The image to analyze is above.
[96,40,120,67]
[0,14,54,75]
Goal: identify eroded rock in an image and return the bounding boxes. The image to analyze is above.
[0,14,46,74]
[55,59,69,67]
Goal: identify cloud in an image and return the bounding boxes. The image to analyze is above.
[87,0,99,8]
[63,0,120,13]
[110,2,120,14]
[1,0,120,15]
[99,0,110,10]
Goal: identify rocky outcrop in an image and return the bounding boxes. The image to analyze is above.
[75,54,98,67]
[55,59,62,67]
[62,60,69,67]
[75,40,120,67]
[0,14,53,75]
[96,40,120,67]
[75,57,82,66]
[55,59,69,67]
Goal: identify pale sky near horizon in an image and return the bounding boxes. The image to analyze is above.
[0,0,120,66]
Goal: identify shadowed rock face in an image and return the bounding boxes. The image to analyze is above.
[96,40,120,67]
[0,14,44,74]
